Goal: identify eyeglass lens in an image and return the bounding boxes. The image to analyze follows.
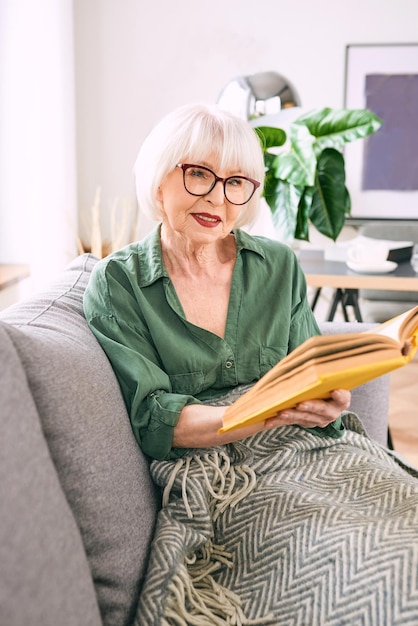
[182,165,256,205]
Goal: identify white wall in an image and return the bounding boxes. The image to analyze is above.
[73,0,418,241]
[2,1,417,271]
[0,0,78,288]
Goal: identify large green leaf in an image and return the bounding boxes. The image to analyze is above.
[294,107,382,154]
[273,123,316,186]
[309,148,349,241]
[269,179,303,241]
[254,126,287,150]
[294,187,313,241]
[273,152,310,187]
[263,151,277,177]
[263,167,281,211]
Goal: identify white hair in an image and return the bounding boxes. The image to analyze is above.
[133,103,265,228]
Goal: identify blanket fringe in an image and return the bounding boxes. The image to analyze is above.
[163,560,246,625]
[162,449,257,520]
[159,447,275,625]
[162,540,276,626]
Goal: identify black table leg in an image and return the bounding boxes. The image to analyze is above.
[326,288,363,322]
[343,289,363,322]
[310,287,322,311]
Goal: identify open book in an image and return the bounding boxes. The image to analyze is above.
[219,305,418,434]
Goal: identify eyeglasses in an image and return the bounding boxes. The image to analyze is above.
[176,163,260,205]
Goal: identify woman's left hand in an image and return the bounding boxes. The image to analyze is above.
[264,389,351,430]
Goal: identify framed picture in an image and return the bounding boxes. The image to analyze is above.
[344,43,418,221]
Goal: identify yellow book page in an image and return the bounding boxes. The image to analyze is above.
[366,304,418,343]
[247,332,393,390]
[255,338,392,393]
[220,339,417,434]
[227,341,394,418]
[221,344,399,430]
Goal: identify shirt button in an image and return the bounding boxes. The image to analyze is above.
[225,360,233,369]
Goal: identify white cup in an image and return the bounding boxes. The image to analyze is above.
[347,240,389,266]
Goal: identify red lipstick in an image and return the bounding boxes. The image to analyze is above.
[192,213,221,228]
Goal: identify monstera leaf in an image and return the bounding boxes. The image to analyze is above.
[295,107,382,153]
[309,148,351,240]
[255,107,382,242]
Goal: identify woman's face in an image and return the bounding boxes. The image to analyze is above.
[157,156,243,244]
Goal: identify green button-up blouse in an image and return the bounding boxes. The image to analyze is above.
[83,226,343,460]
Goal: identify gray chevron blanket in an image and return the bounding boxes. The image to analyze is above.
[135,412,418,626]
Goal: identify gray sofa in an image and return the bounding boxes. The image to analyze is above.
[0,254,390,626]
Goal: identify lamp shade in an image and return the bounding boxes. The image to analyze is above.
[217,71,300,120]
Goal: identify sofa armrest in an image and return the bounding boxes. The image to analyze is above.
[0,322,102,626]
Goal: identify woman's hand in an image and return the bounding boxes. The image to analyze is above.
[264,389,351,430]
[173,389,351,449]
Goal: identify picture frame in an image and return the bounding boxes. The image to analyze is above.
[344,43,418,221]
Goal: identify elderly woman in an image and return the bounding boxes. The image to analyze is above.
[83,103,349,461]
[84,104,418,626]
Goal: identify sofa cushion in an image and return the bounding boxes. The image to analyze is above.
[0,254,159,626]
[0,323,102,626]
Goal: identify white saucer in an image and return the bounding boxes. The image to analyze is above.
[346,260,398,274]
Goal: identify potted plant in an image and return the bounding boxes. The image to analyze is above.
[254,108,382,242]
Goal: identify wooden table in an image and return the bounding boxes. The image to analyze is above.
[298,250,418,321]
[0,264,30,291]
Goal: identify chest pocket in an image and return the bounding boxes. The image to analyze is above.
[260,346,288,377]
[169,371,206,395]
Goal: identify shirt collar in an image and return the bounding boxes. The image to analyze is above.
[134,225,167,287]
[234,228,267,259]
